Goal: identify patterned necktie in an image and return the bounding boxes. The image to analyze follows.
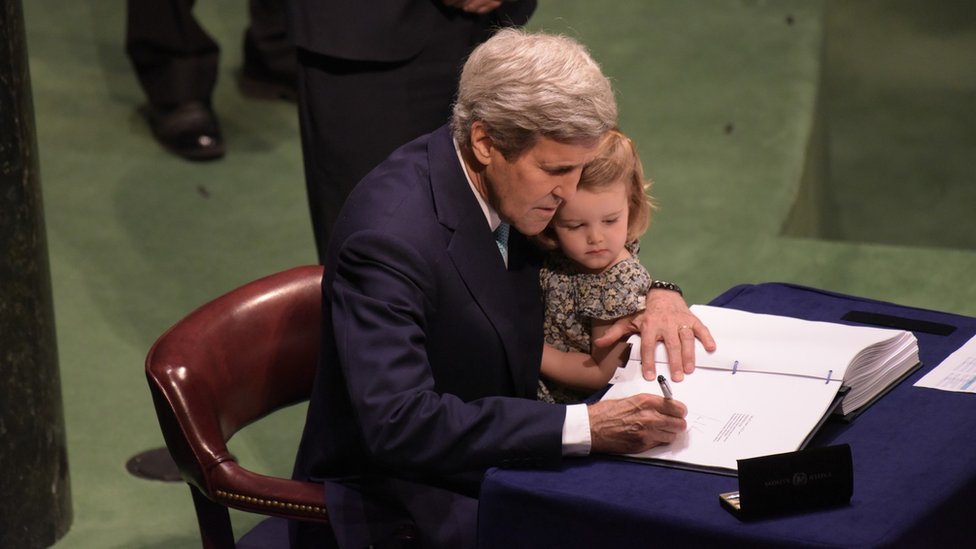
[493,223,510,265]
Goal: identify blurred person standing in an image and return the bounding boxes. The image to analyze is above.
[126,0,297,161]
[286,0,537,262]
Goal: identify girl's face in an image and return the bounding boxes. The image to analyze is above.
[551,179,631,273]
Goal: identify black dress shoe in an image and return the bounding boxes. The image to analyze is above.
[148,101,225,161]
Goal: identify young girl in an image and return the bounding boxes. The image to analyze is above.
[536,129,657,404]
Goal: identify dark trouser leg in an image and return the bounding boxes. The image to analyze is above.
[243,0,295,81]
[296,20,488,262]
[125,0,218,106]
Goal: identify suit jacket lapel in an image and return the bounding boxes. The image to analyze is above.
[427,127,537,398]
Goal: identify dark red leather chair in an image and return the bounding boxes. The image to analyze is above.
[145,265,328,548]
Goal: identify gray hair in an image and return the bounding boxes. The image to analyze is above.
[451,28,618,158]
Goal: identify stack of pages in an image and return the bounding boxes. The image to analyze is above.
[602,305,919,473]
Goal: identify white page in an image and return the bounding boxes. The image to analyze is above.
[664,305,905,381]
[914,334,976,393]
[604,307,916,471]
[603,366,841,471]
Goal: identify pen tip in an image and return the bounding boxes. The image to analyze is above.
[657,375,665,382]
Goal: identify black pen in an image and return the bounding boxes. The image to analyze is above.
[657,375,673,400]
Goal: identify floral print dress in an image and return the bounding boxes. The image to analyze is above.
[537,241,651,404]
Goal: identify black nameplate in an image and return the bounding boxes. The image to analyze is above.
[719,444,853,520]
[842,310,956,336]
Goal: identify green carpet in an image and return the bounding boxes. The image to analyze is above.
[14,0,974,546]
[820,0,976,250]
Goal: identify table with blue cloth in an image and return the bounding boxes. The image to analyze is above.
[478,283,976,548]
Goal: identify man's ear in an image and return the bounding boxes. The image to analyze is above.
[469,121,494,165]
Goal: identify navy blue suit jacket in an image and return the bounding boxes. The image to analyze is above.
[292,125,566,547]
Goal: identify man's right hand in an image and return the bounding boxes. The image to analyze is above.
[587,394,688,454]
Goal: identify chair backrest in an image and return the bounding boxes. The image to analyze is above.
[145,265,330,546]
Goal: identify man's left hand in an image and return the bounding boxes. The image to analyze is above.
[592,289,715,381]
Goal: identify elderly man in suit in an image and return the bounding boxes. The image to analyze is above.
[291,28,715,549]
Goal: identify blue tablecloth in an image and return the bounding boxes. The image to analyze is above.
[478,283,976,548]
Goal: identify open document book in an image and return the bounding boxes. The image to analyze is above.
[602,305,919,473]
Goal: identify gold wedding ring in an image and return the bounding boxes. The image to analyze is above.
[678,325,692,331]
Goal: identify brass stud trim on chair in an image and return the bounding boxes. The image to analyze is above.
[215,490,327,515]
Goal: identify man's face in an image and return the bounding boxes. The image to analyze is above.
[472,125,602,236]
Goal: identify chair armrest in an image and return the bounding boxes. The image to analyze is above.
[208,462,330,523]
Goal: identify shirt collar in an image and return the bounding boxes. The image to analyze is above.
[454,138,502,232]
